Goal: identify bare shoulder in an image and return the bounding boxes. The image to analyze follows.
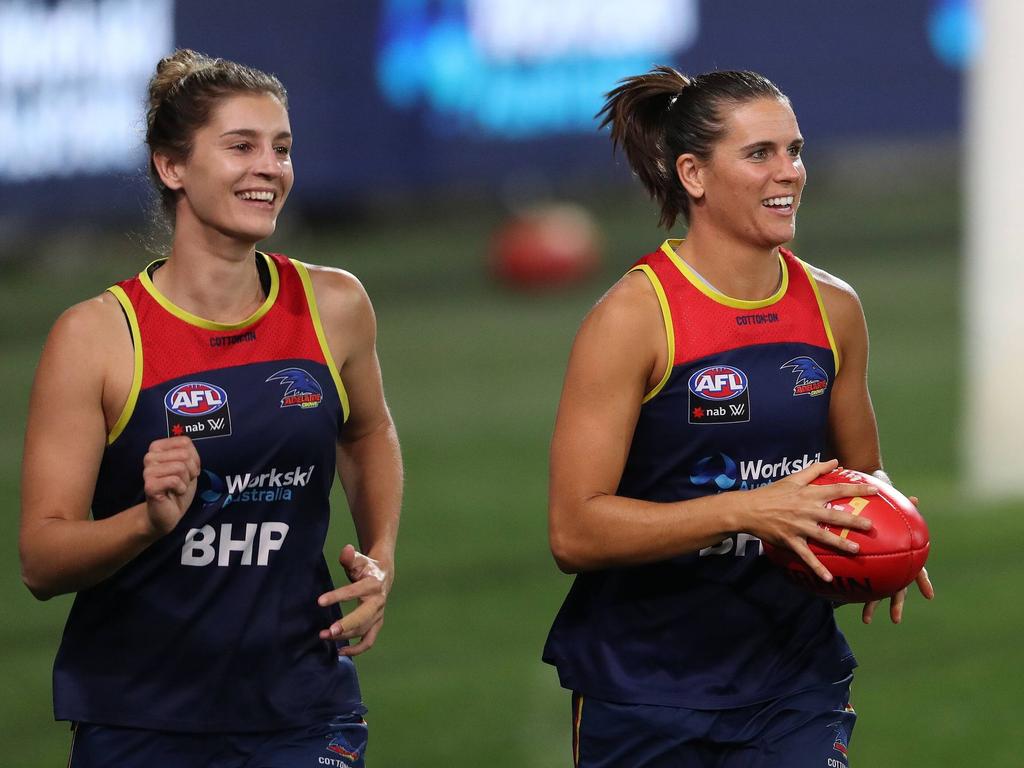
[569,268,666,391]
[33,290,133,420]
[300,262,376,361]
[583,268,662,337]
[803,262,864,327]
[48,291,130,356]
[302,263,373,318]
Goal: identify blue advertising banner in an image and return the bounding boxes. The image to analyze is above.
[0,0,966,223]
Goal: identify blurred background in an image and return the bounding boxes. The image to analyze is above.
[2,1,1019,766]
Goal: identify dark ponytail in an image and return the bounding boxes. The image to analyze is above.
[598,66,788,229]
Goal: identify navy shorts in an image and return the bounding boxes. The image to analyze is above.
[571,675,856,768]
[67,712,368,768]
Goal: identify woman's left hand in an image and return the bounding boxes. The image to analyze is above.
[861,495,935,624]
[317,544,391,656]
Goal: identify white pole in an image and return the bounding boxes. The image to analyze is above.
[965,0,1024,497]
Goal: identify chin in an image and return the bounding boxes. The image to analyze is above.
[766,225,796,247]
[228,219,278,244]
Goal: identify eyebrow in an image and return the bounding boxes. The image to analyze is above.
[738,138,804,153]
[219,128,292,140]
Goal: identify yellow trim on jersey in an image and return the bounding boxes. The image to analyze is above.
[291,259,351,423]
[660,239,789,309]
[138,252,280,330]
[629,264,674,403]
[800,260,841,374]
[66,721,78,768]
[573,694,584,768]
[106,285,143,445]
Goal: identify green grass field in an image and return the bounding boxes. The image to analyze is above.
[1,173,1019,766]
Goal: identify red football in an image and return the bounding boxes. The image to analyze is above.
[762,468,930,602]
[489,203,602,289]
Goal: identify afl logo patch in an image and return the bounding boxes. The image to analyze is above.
[164,382,227,416]
[165,382,232,440]
[688,365,751,425]
[688,366,748,400]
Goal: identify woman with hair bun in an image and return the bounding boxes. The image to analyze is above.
[19,49,401,767]
[542,66,932,767]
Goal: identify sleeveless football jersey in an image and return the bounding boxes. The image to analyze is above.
[543,240,856,709]
[53,252,364,731]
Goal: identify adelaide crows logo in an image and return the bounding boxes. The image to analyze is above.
[327,738,361,761]
[780,357,829,397]
[266,368,324,409]
[831,719,851,759]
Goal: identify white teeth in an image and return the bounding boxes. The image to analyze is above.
[763,196,794,207]
[238,190,275,202]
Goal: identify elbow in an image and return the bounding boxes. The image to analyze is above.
[549,538,580,574]
[19,544,59,601]
[548,508,589,574]
[21,567,58,601]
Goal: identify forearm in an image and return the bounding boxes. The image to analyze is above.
[20,502,161,600]
[549,490,747,573]
[337,420,403,571]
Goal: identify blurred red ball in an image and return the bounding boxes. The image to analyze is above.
[490,203,602,289]
[762,468,930,602]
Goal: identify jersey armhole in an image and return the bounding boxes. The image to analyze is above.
[106,286,143,445]
[629,264,674,403]
[290,259,351,423]
[801,261,842,375]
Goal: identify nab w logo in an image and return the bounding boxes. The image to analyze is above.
[688,364,752,425]
[165,381,232,440]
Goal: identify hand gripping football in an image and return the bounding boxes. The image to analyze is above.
[763,468,930,602]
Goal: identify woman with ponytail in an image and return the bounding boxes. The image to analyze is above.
[543,66,932,767]
[20,49,401,767]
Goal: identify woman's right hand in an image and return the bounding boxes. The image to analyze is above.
[744,459,875,582]
[143,436,201,535]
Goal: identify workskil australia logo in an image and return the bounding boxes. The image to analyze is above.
[164,381,232,439]
[687,364,750,424]
[266,367,324,409]
[689,453,739,490]
[690,452,822,491]
[198,465,316,512]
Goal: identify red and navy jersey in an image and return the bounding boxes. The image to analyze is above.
[543,240,856,709]
[54,253,364,732]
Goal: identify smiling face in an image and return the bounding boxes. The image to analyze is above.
[679,97,806,250]
[157,92,294,246]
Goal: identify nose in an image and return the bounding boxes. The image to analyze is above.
[774,155,803,185]
[254,145,285,179]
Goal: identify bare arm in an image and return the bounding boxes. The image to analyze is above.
[813,267,934,620]
[815,269,883,473]
[548,272,873,577]
[19,295,199,600]
[307,266,402,656]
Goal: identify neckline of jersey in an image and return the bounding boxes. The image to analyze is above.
[138,251,281,331]
[660,239,789,309]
